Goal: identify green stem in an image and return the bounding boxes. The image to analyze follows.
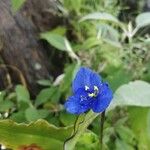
[100,111,105,150]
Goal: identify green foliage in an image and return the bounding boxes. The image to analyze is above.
[128,107,150,149]
[0,100,14,112]
[35,87,58,106]
[15,85,30,104]
[75,131,99,150]
[60,112,77,126]
[136,12,150,29]
[0,119,72,150]
[40,32,67,51]
[37,79,51,87]
[80,12,121,26]
[111,80,150,109]
[64,111,98,150]
[11,0,26,13]
[25,107,46,122]
[5,1,150,149]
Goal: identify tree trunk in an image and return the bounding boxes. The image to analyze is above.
[0,0,62,96]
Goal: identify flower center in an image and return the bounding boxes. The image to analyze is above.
[85,85,99,98]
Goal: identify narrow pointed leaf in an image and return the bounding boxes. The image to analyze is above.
[80,12,122,26]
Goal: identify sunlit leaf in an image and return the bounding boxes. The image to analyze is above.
[40,32,67,51]
[80,12,121,26]
[110,80,150,110]
[0,119,73,150]
[136,12,150,28]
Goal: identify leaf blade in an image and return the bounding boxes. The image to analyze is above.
[0,119,73,150]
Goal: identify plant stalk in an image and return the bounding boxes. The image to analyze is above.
[100,111,105,150]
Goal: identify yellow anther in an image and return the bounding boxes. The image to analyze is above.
[85,85,89,91]
[94,86,99,91]
[88,93,95,97]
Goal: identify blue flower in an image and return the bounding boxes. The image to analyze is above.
[65,67,113,114]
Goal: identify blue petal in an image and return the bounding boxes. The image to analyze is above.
[91,83,113,113]
[72,67,102,94]
[90,71,102,88]
[65,95,90,114]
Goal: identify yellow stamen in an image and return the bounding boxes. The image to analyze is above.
[85,85,89,91]
[94,86,98,91]
[88,93,95,97]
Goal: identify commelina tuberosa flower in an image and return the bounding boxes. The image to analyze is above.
[65,67,113,114]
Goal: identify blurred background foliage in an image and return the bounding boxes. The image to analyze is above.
[0,0,150,149]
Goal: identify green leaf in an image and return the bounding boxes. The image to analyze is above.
[115,125,135,144]
[37,79,51,86]
[75,131,99,150]
[35,87,60,106]
[40,32,67,51]
[115,139,134,150]
[136,12,150,29]
[11,111,26,123]
[64,111,98,150]
[18,101,30,111]
[97,23,121,48]
[11,0,26,13]
[147,110,150,139]
[35,88,52,106]
[38,109,49,119]
[106,68,131,91]
[50,26,67,36]
[0,100,14,112]
[40,32,78,60]
[0,119,73,150]
[111,80,150,109]
[15,85,30,104]
[80,12,121,26]
[25,108,49,122]
[128,107,150,149]
[80,37,100,50]
[100,44,122,68]
[60,64,77,94]
[25,107,40,122]
[0,91,6,102]
[60,112,77,126]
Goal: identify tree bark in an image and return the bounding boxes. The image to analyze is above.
[0,0,62,96]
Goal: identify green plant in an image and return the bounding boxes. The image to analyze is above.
[0,1,150,150]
